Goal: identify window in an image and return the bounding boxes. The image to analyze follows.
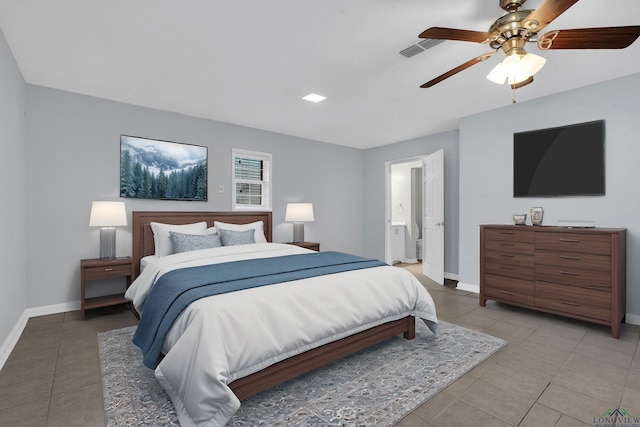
[232,148,272,211]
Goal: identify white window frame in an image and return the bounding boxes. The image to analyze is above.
[232,148,272,211]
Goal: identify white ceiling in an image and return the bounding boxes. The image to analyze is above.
[1,0,639,149]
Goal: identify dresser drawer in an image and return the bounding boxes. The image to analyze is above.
[485,239,534,255]
[535,251,611,272]
[484,228,534,243]
[485,262,534,280]
[484,274,534,305]
[535,265,611,290]
[84,263,132,280]
[535,232,611,255]
[485,251,534,268]
[535,281,611,321]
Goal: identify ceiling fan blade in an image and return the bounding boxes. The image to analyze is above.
[538,26,640,50]
[420,52,496,88]
[419,27,492,44]
[511,76,534,89]
[522,0,579,33]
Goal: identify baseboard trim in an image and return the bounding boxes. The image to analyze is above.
[455,282,479,293]
[0,301,80,371]
[626,313,640,326]
[25,301,80,318]
[0,311,29,372]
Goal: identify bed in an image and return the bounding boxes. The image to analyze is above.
[126,210,438,427]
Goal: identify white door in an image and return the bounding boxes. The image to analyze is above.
[422,149,444,285]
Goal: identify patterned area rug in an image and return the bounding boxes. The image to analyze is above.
[99,321,506,426]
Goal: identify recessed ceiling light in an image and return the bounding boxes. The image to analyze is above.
[302,93,327,103]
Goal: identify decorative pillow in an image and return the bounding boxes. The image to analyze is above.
[218,228,256,246]
[150,221,207,257]
[169,232,222,253]
[213,221,267,243]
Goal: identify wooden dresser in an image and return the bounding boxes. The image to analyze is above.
[480,225,626,338]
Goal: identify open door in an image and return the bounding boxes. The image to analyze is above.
[422,149,444,285]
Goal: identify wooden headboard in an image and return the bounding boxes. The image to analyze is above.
[131,211,273,278]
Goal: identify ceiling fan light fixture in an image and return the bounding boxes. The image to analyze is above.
[520,52,546,76]
[486,52,546,85]
[486,62,509,84]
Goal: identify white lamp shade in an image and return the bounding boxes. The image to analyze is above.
[89,201,128,227]
[285,203,315,222]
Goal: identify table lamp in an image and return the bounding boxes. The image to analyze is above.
[89,201,127,260]
[285,203,314,243]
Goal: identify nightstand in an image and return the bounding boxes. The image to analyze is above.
[80,257,133,320]
[285,242,320,251]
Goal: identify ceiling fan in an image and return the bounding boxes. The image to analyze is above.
[419,0,640,91]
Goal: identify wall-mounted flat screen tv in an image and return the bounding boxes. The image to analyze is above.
[513,120,605,197]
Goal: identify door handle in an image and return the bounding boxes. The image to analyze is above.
[436,221,444,227]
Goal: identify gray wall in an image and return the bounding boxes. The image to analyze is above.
[24,85,364,309]
[459,72,640,320]
[362,130,460,276]
[0,28,27,349]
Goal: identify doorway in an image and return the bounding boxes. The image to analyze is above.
[385,150,444,285]
[388,160,422,264]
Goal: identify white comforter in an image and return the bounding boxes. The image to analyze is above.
[125,243,438,427]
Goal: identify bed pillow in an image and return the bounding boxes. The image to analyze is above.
[218,228,256,246]
[150,221,207,257]
[213,220,267,243]
[169,232,222,253]
[140,255,156,273]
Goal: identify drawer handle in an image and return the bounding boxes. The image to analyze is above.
[560,256,581,261]
[499,231,514,235]
[559,270,579,276]
[499,254,515,258]
[559,238,580,243]
[498,290,515,295]
[500,243,514,247]
[104,268,113,272]
[501,266,515,270]
[560,301,579,307]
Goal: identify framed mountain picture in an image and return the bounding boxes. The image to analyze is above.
[120,135,208,201]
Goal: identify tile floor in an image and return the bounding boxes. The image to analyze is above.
[0,263,638,426]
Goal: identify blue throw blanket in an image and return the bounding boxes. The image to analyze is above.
[133,251,387,369]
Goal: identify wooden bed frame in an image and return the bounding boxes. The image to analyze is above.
[131,210,415,400]
[131,210,274,279]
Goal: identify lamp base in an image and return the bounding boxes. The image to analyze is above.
[100,227,117,260]
[292,223,305,244]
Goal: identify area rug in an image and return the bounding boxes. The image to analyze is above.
[99,321,506,426]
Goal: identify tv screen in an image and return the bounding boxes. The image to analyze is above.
[513,120,605,197]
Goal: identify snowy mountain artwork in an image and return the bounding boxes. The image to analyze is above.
[120,135,207,201]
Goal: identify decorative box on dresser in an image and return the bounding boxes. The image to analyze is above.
[480,225,626,338]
